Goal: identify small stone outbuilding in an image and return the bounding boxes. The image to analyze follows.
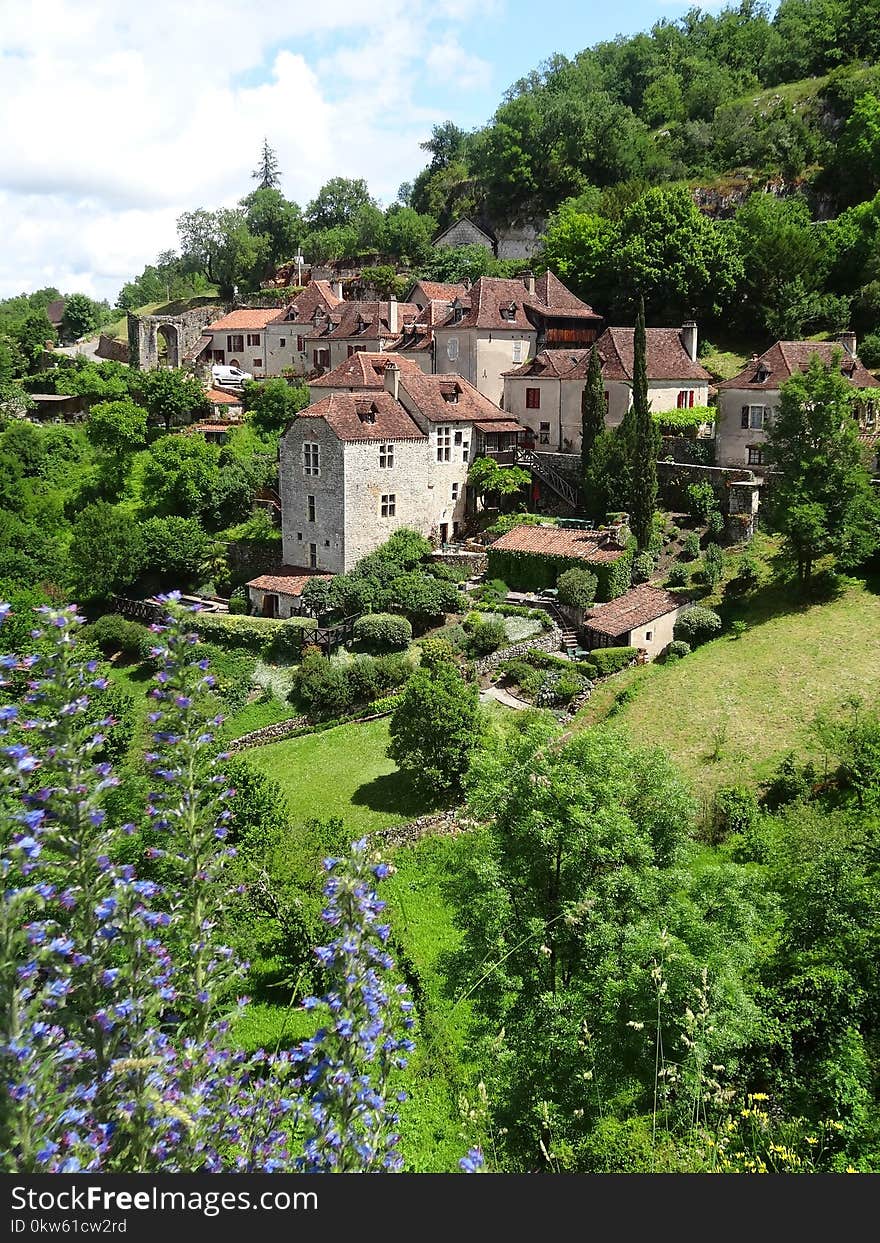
[582,584,683,661]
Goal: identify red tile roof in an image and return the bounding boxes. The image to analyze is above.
[489,524,627,564]
[717,340,880,390]
[207,307,285,331]
[316,301,420,341]
[297,391,427,442]
[436,274,600,333]
[410,280,469,303]
[584,584,682,638]
[310,352,425,389]
[205,387,243,404]
[473,420,525,434]
[277,280,343,324]
[246,566,332,596]
[398,372,522,425]
[505,327,711,383]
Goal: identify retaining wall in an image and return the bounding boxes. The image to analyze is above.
[473,626,562,674]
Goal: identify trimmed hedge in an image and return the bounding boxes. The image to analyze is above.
[89,613,153,660]
[352,613,413,652]
[487,543,634,600]
[185,611,316,653]
[674,606,722,645]
[588,646,638,676]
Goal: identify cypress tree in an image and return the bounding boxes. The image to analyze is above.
[630,297,658,550]
[580,344,605,509]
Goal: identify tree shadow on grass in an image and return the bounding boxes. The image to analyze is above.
[350,771,437,820]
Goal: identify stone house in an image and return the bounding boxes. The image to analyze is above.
[486,519,632,599]
[263,279,343,376]
[407,280,469,312]
[432,272,603,406]
[303,299,421,376]
[245,566,331,618]
[278,361,525,574]
[203,281,343,379]
[308,352,427,402]
[502,323,710,453]
[581,584,683,661]
[432,217,496,252]
[715,335,880,470]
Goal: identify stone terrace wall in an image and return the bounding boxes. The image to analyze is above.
[473,626,562,675]
[96,334,130,363]
[372,809,463,848]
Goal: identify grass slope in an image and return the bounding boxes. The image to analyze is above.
[598,580,880,798]
[244,716,440,834]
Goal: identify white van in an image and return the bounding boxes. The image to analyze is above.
[211,364,252,387]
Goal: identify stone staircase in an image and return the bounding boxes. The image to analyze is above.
[514,447,580,508]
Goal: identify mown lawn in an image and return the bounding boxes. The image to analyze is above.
[591,580,880,797]
[244,716,441,833]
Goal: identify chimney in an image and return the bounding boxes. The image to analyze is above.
[384,360,400,402]
[837,329,857,357]
[522,270,536,297]
[388,297,398,335]
[332,280,343,300]
[681,320,698,362]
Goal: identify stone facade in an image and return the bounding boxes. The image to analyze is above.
[129,306,222,371]
[432,218,495,252]
[433,326,536,406]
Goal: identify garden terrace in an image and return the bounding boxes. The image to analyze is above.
[487,523,633,599]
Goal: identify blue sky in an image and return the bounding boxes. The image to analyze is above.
[0,1,743,301]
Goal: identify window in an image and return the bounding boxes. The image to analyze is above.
[303,442,320,476]
[246,333,261,347]
[451,482,460,501]
[512,339,524,363]
[677,390,695,409]
[526,387,540,409]
[324,540,330,547]
[539,420,551,445]
[296,532,302,541]
[226,334,244,353]
[741,405,769,430]
[308,543,318,569]
[297,335,305,352]
[462,439,470,463]
[253,359,262,369]
[437,426,451,462]
[447,337,459,361]
[645,631,653,642]
[313,348,330,369]
[379,443,394,468]
[347,345,357,357]
[454,430,463,445]
[442,390,459,404]
[307,495,316,523]
[380,494,396,518]
[748,446,765,465]
[279,337,286,348]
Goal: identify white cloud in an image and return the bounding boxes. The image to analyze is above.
[0,0,496,302]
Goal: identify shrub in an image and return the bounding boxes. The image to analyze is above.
[535,667,592,706]
[89,613,151,658]
[352,613,413,652]
[588,646,637,676]
[186,611,315,652]
[712,785,760,842]
[674,606,721,645]
[686,481,717,523]
[703,542,724,588]
[418,637,457,669]
[468,618,508,657]
[499,658,545,699]
[347,655,381,704]
[267,617,318,658]
[290,652,354,719]
[474,577,509,604]
[706,509,725,541]
[682,531,701,560]
[730,619,748,639]
[630,552,654,585]
[859,331,880,368]
[736,552,761,589]
[557,567,598,610]
[228,586,249,615]
[666,564,688,588]
[666,639,691,660]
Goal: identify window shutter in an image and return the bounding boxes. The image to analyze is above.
[741,406,749,429]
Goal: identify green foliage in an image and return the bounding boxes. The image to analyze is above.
[556,567,597,610]
[487,545,633,601]
[666,564,689,588]
[666,638,691,660]
[243,378,309,433]
[86,399,149,457]
[859,332,880,366]
[133,367,209,432]
[674,605,722,645]
[473,578,509,605]
[588,646,637,676]
[630,551,654,585]
[580,344,606,488]
[141,515,213,587]
[466,617,508,657]
[352,613,413,652]
[69,503,144,600]
[89,613,152,660]
[186,610,315,652]
[686,481,718,524]
[702,542,724,588]
[60,293,101,342]
[141,434,219,517]
[653,405,714,434]
[388,658,481,798]
[682,531,701,560]
[467,456,530,501]
[291,649,410,720]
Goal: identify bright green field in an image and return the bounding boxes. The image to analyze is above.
[244,717,440,833]
[598,580,880,797]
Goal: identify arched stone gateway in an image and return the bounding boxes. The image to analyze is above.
[155,323,180,368]
[128,305,224,370]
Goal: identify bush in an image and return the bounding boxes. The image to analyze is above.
[187,611,317,653]
[534,667,592,707]
[588,646,637,676]
[468,618,508,657]
[666,564,688,588]
[686,481,717,523]
[418,637,457,669]
[474,577,509,604]
[89,613,151,658]
[730,619,748,639]
[352,613,413,652]
[557,567,598,610]
[859,332,880,368]
[736,552,761,589]
[499,658,545,699]
[703,542,724,588]
[228,587,249,615]
[682,531,701,560]
[674,606,721,645]
[665,639,691,660]
[711,785,760,842]
[630,552,654,585]
[291,652,354,719]
[706,509,725,541]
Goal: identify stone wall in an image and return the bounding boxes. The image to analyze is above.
[227,705,396,753]
[96,334,130,363]
[226,539,285,579]
[130,306,223,371]
[473,626,562,674]
[495,221,545,261]
[371,809,463,847]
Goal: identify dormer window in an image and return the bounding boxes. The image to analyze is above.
[756,366,770,382]
[500,302,517,321]
[442,389,459,404]
[451,300,464,324]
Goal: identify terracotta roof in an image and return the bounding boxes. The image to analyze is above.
[205,387,243,404]
[473,420,525,434]
[45,298,66,326]
[297,391,427,442]
[584,584,682,638]
[185,335,213,361]
[398,372,522,425]
[410,280,469,303]
[310,352,425,389]
[488,524,627,564]
[304,301,420,343]
[207,307,285,331]
[436,274,599,332]
[717,340,880,390]
[246,566,332,596]
[186,422,234,434]
[534,270,591,312]
[505,328,711,383]
[278,280,343,324]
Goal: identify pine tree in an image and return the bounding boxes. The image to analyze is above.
[252,139,281,190]
[630,297,658,550]
[580,344,605,510]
